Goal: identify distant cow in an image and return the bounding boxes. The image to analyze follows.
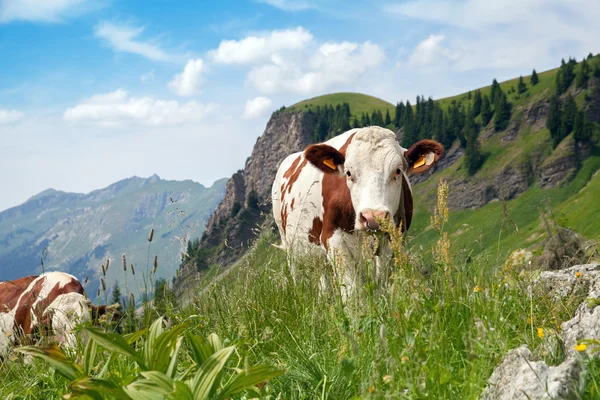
[0,272,118,355]
[272,126,443,294]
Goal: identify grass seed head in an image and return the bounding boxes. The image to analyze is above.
[148,228,154,243]
[122,254,127,271]
[153,256,158,274]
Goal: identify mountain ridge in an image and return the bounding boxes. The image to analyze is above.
[0,175,227,299]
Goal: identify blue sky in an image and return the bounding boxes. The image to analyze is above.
[0,0,599,211]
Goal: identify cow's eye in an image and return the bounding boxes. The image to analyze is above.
[346,170,352,177]
[396,168,402,175]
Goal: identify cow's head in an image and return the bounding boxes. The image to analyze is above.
[91,303,122,325]
[305,127,443,231]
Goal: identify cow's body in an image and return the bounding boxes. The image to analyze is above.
[0,272,91,355]
[272,126,443,296]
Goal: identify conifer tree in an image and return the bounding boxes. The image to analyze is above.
[576,58,590,88]
[594,63,600,78]
[384,109,391,125]
[481,95,493,126]
[546,95,562,147]
[401,103,416,148]
[555,70,565,95]
[573,111,593,142]
[111,281,122,306]
[464,109,482,175]
[517,76,527,94]
[472,90,482,116]
[490,79,500,103]
[493,91,511,131]
[531,69,539,86]
[557,93,577,146]
[394,102,404,127]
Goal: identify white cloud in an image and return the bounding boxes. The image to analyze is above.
[63,89,214,127]
[256,0,315,11]
[209,27,313,65]
[0,0,96,23]
[94,21,179,62]
[168,59,205,97]
[243,97,273,119]
[387,0,600,70]
[140,70,155,83]
[0,108,24,124]
[247,40,385,94]
[409,34,458,67]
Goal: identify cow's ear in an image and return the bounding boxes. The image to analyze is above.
[304,144,345,174]
[404,140,444,174]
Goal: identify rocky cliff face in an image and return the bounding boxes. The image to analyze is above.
[175,110,316,293]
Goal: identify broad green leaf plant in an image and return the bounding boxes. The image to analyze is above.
[16,317,284,399]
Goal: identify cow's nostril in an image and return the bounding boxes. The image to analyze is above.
[360,211,382,231]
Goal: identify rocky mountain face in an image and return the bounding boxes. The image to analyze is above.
[175,110,316,293]
[0,175,226,299]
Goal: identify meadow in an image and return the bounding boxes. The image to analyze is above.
[1,180,598,399]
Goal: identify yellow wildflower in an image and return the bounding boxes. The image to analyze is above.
[368,386,375,393]
[401,355,409,364]
[473,286,482,293]
[576,271,582,278]
[575,343,587,352]
[383,375,392,384]
[537,328,544,339]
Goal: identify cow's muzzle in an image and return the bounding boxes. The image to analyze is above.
[359,210,391,231]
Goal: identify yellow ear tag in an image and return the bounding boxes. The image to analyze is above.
[323,158,336,170]
[414,154,426,169]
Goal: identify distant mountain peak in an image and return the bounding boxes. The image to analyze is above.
[147,174,161,184]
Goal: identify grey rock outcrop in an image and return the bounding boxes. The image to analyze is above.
[482,264,600,399]
[481,345,582,400]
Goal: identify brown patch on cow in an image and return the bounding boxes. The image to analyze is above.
[290,198,295,211]
[281,206,288,235]
[308,217,323,245]
[320,134,356,249]
[401,174,413,232]
[0,275,37,312]
[283,155,301,179]
[281,156,308,203]
[405,139,444,174]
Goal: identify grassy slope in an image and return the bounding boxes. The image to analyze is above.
[289,92,394,118]
[409,57,600,262]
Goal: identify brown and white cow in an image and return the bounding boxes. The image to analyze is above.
[272,126,443,295]
[0,272,98,355]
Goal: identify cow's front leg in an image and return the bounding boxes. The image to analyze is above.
[326,229,361,303]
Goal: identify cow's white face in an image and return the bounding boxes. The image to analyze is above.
[343,132,406,230]
[304,127,444,231]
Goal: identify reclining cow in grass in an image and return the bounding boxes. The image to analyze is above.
[0,272,119,356]
[272,126,443,298]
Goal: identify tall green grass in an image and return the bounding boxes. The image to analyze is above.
[0,181,596,399]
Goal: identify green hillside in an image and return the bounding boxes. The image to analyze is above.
[290,92,394,117]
